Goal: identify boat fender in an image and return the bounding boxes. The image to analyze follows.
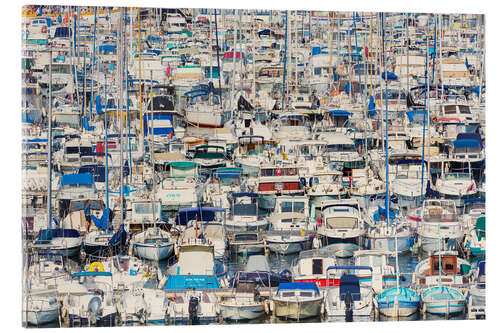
[89,262,104,272]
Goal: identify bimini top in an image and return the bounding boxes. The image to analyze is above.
[276,282,320,293]
[175,207,226,226]
[61,173,94,186]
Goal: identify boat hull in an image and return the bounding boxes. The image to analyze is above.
[273,298,322,320]
[134,242,174,261]
[220,303,265,321]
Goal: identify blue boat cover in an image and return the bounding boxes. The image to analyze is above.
[340,274,361,301]
[328,110,352,117]
[276,282,319,293]
[397,159,424,165]
[453,139,481,149]
[231,192,259,198]
[464,197,485,204]
[35,228,80,244]
[61,173,94,186]
[456,132,482,144]
[175,207,226,226]
[478,260,485,276]
[381,71,398,80]
[109,224,127,247]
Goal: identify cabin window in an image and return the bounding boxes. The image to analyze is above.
[299,291,313,297]
[282,291,295,297]
[312,259,323,275]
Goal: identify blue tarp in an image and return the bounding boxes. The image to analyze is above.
[328,110,352,117]
[78,165,106,183]
[175,207,226,226]
[340,274,361,301]
[276,282,320,293]
[456,133,482,144]
[61,173,94,186]
[377,205,397,220]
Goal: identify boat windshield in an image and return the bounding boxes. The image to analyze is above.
[233,203,257,216]
[444,173,470,180]
[326,144,356,153]
[357,255,383,267]
[280,201,305,213]
[326,217,358,229]
[134,202,161,215]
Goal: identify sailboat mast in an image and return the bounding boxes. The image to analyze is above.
[281,11,288,111]
[382,12,390,226]
[47,47,53,229]
[118,7,124,228]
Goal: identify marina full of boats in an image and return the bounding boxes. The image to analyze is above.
[22,6,485,327]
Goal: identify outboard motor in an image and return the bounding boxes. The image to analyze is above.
[339,274,360,323]
[188,296,199,325]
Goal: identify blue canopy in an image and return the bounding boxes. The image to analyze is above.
[328,110,352,117]
[175,207,226,226]
[340,274,361,301]
[276,282,319,293]
[231,192,259,198]
[453,139,481,149]
[61,173,94,186]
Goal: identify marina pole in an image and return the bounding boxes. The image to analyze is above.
[48,47,53,229]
